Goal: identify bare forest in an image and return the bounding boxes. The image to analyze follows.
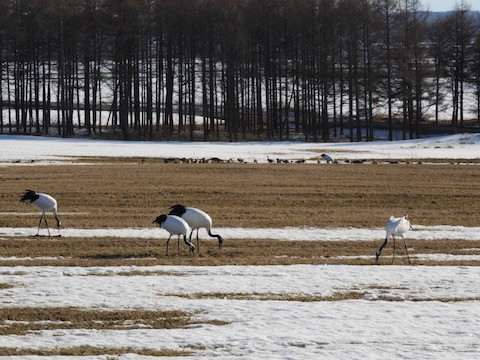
[1,0,480,142]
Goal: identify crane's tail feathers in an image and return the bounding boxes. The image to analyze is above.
[20,190,38,204]
[169,204,185,209]
[153,215,167,227]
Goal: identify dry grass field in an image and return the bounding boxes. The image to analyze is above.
[1,160,479,266]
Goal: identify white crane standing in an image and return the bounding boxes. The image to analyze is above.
[375,215,412,264]
[153,214,195,256]
[168,204,223,255]
[20,190,62,237]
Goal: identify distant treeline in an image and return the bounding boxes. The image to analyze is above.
[1,0,480,141]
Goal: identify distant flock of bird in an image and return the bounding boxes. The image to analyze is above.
[163,153,336,164]
[19,185,411,264]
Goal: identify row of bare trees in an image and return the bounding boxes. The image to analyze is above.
[1,0,480,141]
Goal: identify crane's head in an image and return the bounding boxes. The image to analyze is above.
[153,214,167,227]
[218,235,224,247]
[20,190,39,204]
[185,237,195,255]
[168,204,186,217]
[403,214,412,230]
[54,212,62,228]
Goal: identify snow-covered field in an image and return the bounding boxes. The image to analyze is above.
[0,265,479,359]
[0,134,479,359]
[1,133,480,165]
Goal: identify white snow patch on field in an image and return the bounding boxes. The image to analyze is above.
[0,265,478,359]
[1,225,479,241]
[335,254,480,262]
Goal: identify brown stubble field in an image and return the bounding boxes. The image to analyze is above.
[0,159,479,266]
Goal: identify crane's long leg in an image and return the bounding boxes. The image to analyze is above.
[391,235,396,264]
[196,229,200,255]
[37,212,51,237]
[44,215,51,237]
[177,235,181,255]
[402,236,411,264]
[54,212,61,237]
[166,235,171,256]
[36,213,45,236]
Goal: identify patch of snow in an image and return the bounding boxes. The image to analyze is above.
[413,254,480,261]
[1,225,479,241]
[334,254,480,262]
[0,265,478,358]
[0,257,69,261]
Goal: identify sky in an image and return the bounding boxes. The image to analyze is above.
[422,0,480,11]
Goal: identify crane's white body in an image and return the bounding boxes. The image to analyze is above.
[30,193,58,213]
[376,215,412,264]
[161,215,191,236]
[168,204,224,254]
[153,214,194,256]
[181,207,213,230]
[386,216,411,239]
[20,190,61,237]
[321,153,335,163]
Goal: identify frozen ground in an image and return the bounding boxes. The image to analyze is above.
[0,265,478,359]
[1,133,480,165]
[0,134,479,358]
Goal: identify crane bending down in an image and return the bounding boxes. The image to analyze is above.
[375,215,412,264]
[321,153,335,163]
[153,214,195,256]
[20,190,61,237]
[168,204,223,254]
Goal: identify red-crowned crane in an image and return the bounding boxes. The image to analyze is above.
[153,214,195,256]
[375,215,412,264]
[168,204,223,255]
[20,190,61,237]
[321,153,335,163]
